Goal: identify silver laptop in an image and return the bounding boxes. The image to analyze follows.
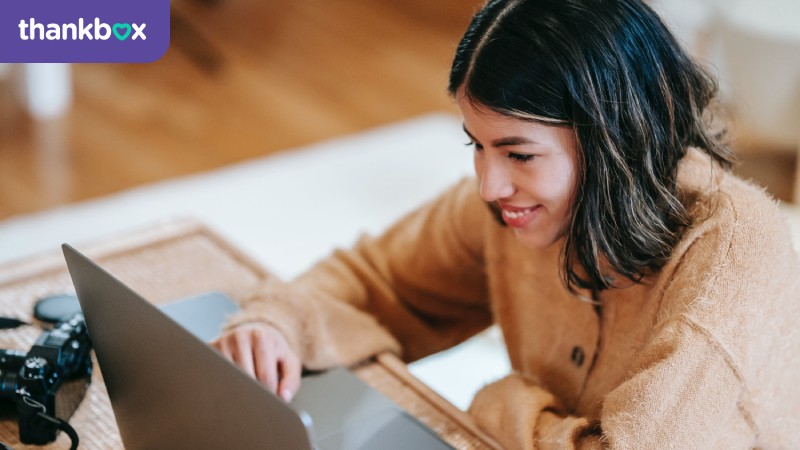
[62,244,454,450]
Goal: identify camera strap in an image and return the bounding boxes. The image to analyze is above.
[0,318,30,330]
[21,396,79,450]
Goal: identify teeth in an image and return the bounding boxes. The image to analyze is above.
[503,208,534,219]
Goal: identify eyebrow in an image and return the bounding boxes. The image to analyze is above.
[462,125,541,147]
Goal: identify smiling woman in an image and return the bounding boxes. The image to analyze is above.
[459,99,579,250]
[448,0,736,294]
[214,0,800,448]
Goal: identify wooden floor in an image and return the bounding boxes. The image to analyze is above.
[0,0,481,219]
[0,0,794,220]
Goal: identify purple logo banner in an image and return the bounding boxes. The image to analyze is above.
[0,0,170,63]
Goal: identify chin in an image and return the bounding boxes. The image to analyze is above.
[513,228,563,250]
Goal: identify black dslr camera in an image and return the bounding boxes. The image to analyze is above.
[0,313,92,444]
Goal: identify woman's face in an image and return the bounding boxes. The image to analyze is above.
[458,95,580,249]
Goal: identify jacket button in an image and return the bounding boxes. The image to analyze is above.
[571,346,585,367]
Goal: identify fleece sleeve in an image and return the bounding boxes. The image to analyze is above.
[225,178,493,369]
[467,317,748,449]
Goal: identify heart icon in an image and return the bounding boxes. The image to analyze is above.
[113,23,132,41]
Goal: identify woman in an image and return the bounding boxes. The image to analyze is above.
[213,0,800,447]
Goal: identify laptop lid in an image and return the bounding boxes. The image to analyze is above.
[62,244,314,450]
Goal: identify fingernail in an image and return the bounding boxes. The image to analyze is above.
[280,388,292,402]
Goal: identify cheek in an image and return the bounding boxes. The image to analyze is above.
[523,163,577,204]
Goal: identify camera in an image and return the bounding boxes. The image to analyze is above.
[0,313,92,444]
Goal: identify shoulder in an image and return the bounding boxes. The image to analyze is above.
[658,148,800,345]
[447,176,484,209]
[675,148,794,267]
[394,176,493,260]
[421,176,487,225]
[659,148,800,364]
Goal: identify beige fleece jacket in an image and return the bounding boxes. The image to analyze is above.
[228,148,800,449]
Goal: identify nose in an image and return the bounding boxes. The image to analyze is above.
[477,156,515,202]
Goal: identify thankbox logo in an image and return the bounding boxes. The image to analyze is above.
[18,18,147,41]
[1,0,169,63]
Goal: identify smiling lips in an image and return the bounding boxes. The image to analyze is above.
[500,204,541,228]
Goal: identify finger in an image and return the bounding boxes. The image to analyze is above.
[253,330,279,393]
[230,332,256,379]
[277,355,302,402]
[213,335,233,361]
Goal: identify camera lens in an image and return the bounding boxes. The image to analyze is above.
[0,350,26,398]
[0,371,18,397]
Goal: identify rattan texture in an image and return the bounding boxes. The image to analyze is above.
[0,223,496,449]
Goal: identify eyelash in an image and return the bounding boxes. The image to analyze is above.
[465,142,536,163]
[508,153,535,163]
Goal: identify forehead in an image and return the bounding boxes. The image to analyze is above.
[457,95,578,146]
[457,97,526,132]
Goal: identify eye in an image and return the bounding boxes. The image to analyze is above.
[508,152,535,163]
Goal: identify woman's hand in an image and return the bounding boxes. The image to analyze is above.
[211,323,301,402]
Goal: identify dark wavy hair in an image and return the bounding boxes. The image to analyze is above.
[449,0,736,293]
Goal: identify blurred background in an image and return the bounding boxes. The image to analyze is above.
[0,0,798,222]
[0,0,475,219]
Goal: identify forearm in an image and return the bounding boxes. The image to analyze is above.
[224,276,402,370]
[227,178,493,367]
[469,320,748,449]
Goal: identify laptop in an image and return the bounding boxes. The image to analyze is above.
[62,244,455,450]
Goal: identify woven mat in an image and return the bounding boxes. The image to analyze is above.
[0,225,263,449]
[0,221,498,450]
